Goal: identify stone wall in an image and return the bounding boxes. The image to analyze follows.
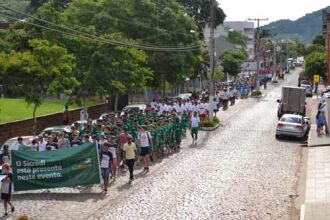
[0,103,110,144]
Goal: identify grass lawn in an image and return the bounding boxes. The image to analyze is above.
[0,98,97,124]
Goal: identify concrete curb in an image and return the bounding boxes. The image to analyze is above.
[200,122,220,131]
[307,128,330,147]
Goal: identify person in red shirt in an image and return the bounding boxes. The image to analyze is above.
[119,127,129,168]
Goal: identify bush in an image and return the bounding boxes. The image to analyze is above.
[251,90,262,97]
[201,117,219,127]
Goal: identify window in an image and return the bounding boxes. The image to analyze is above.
[280,117,302,124]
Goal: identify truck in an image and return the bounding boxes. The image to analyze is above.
[277,86,306,119]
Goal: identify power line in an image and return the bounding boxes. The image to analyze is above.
[0,4,199,49]
[0,12,202,52]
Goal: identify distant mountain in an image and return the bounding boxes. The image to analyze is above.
[262,6,330,43]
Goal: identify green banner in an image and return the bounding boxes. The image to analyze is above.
[11,143,101,191]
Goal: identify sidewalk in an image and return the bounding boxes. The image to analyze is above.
[302,147,330,220]
[300,90,330,220]
[307,95,330,147]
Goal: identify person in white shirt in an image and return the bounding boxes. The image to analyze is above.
[222,89,229,110]
[38,136,47,152]
[190,112,200,145]
[80,108,89,121]
[185,100,192,113]
[160,103,167,114]
[150,99,157,110]
[192,102,200,115]
[212,97,219,117]
[229,87,236,106]
[138,126,152,172]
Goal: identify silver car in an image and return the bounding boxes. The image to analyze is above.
[276,114,310,139]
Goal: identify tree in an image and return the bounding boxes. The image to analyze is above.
[312,34,326,47]
[304,52,327,78]
[227,30,247,48]
[178,0,226,30]
[304,44,325,56]
[91,35,153,111]
[3,39,77,132]
[220,50,247,77]
[259,29,273,39]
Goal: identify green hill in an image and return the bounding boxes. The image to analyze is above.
[262,6,330,43]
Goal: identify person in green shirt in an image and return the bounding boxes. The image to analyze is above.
[17,137,27,151]
[174,117,182,149]
[157,123,165,158]
[181,110,189,138]
[150,125,159,161]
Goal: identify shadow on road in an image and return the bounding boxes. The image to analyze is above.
[275,136,307,145]
[13,191,103,202]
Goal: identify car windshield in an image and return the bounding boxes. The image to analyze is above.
[124,107,139,112]
[280,116,301,124]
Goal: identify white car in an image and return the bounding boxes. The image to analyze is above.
[121,104,146,116]
[38,125,71,137]
[276,114,310,139]
[178,93,192,100]
[71,119,97,129]
[1,136,35,151]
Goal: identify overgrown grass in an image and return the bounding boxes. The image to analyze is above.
[0,98,97,124]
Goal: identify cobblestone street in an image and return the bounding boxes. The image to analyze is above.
[10,71,303,220]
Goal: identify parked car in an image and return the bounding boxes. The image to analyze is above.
[300,84,313,97]
[38,125,71,137]
[1,136,35,151]
[178,93,192,100]
[121,104,146,116]
[99,112,119,120]
[322,86,330,96]
[276,114,310,139]
[318,93,330,110]
[71,119,97,130]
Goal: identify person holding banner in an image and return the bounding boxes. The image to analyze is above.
[1,163,14,216]
[99,143,113,193]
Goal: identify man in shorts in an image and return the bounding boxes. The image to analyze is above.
[1,163,14,216]
[190,111,200,146]
[138,126,152,172]
[99,143,113,193]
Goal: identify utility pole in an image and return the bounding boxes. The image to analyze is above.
[323,11,330,84]
[248,18,268,92]
[208,0,216,121]
[272,41,277,81]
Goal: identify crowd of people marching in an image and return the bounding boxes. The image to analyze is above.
[1,77,255,193]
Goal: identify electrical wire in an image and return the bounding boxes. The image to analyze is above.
[0,12,202,52]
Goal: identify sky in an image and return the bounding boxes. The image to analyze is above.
[219,0,329,25]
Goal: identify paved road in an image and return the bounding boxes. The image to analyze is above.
[11,70,303,220]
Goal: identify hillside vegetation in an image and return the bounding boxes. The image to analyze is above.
[263,6,330,43]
